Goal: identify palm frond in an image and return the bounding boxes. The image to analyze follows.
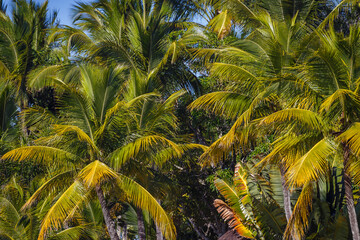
[78,160,118,188]
[22,171,76,211]
[286,139,334,187]
[189,91,251,120]
[116,174,176,240]
[284,182,313,240]
[261,108,324,131]
[38,181,87,240]
[213,199,255,238]
[1,146,79,165]
[109,135,182,171]
[53,125,98,153]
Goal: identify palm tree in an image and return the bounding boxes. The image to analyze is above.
[1,65,178,240]
[257,23,360,239]
[66,0,201,97]
[189,0,358,238]
[0,0,58,111]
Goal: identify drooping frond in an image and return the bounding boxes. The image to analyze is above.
[109,135,182,171]
[261,108,324,131]
[78,160,118,188]
[189,91,251,119]
[338,122,360,157]
[48,224,96,240]
[151,143,208,167]
[53,125,99,153]
[284,182,313,240]
[116,174,176,240]
[38,181,87,240]
[2,146,79,165]
[22,171,76,211]
[214,199,255,238]
[286,139,335,187]
[208,10,232,39]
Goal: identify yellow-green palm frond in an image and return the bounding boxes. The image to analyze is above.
[53,125,99,154]
[286,139,335,187]
[38,181,87,240]
[208,10,232,39]
[2,146,79,165]
[284,183,313,240]
[214,178,245,219]
[152,143,208,167]
[22,171,76,211]
[116,174,176,240]
[199,135,232,167]
[108,135,182,171]
[213,199,255,239]
[28,65,67,90]
[260,108,324,131]
[233,163,250,198]
[320,89,360,112]
[210,63,259,90]
[0,197,20,232]
[338,122,360,156]
[78,160,118,188]
[189,91,251,120]
[199,122,252,167]
[48,224,96,240]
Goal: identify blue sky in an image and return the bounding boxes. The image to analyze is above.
[5,0,91,26]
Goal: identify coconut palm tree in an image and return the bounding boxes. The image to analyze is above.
[257,23,360,239]
[1,65,182,240]
[189,0,358,238]
[0,0,58,137]
[64,0,202,96]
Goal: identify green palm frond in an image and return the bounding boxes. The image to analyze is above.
[22,171,76,211]
[53,125,98,153]
[151,143,208,167]
[38,181,87,240]
[109,135,182,171]
[284,182,313,240]
[213,199,255,238]
[338,123,360,157]
[261,108,324,131]
[48,224,96,240]
[78,160,118,188]
[286,139,335,187]
[189,91,251,120]
[2,146,79,165]
[208,10,232,39]
[116,173,176,240]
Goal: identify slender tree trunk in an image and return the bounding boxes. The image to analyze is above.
[344,145,360,240]
[95,185,120,240]
[155,200,163,240]
[188,218,210,240]
[137,208,146,240]
[280,166,292,222]
[20,98,29,142]
[122,224,128,240]
[156,222,163,240]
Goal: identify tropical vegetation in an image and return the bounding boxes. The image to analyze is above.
[2,0,360,239]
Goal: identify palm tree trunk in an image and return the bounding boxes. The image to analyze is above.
[280,166,292,222]
[137,208,146,240]
[344,145,360,240]
[156,223,163,240]
[95,185,120,240]
[155,200,163,240]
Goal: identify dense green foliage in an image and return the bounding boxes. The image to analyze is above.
[2,0,360,239]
